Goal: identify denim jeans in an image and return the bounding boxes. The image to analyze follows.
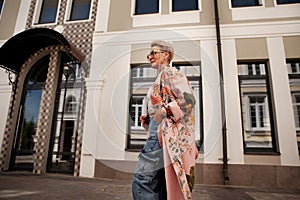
[132,119,167,200]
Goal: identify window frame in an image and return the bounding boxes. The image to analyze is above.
[275,0,300,5]
[287,59,300,154]
[173,62,203,152]
[245,94,270,131]
[231,0,262,8]
[127,62,203,152]
[131,0,201,27]
[130,95,145,129]
[171,0,199,12]
[287,60,300,75]
[65,0,92,22]
[230,0,300,21]
[134,0,159,15]
[238,60,278,154]
[35,0,60,25]
[127,63,156,150]
[65,95,77,113]
[291,93,300,130]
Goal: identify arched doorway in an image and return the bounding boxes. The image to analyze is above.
[10,55,49,171]
[0,28,84,175]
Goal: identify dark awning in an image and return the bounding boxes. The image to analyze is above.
[0,28,84,73]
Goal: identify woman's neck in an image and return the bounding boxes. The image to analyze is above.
[157,64,170,74]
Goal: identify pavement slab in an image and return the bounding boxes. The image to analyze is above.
[0,172,299,200]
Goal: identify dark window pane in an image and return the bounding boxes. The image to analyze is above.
[291,63,297,73]
[259,105,264,127]
[297,105,300,124]
[277,0,300,4]
[0,0,4,14]
[231,0,260,7]
[132,68,138,77]
[255,64,261,75]
[139,69,143,77]
[173,0,198,11]
[250,105,256,127]
[296,96,300,103]
[38,0,59,24]
[248,64,253,75]
[135,0,159,15]
[70,0,91,21]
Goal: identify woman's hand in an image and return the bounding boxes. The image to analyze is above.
[140,115,149,129]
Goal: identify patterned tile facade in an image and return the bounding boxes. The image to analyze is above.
[0,92,17,170]
[0,49,40,170]
[0,0,98,175]
[73,77,87,176]
[33,47,61,174]
[26,0,98,76]
[26,0,98,176]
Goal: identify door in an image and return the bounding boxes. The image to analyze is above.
[10,56,49,171]
[47,61,81,174]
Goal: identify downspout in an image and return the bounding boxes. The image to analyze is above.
[213,0,230,184]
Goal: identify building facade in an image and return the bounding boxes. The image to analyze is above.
[0,0,299,188]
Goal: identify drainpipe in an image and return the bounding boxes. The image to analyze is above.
[213,0,229,184]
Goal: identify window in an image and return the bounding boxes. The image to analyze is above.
[172,0,198,11]
[291,94,300,128]
[69,0,91,21]
[231,0,261,7]
[135,0,159,15]
[287,60,300,154]
[65,96,77,112]
[127,64,156,150]
[38,0,59,24]
[248,95,270,130]
[127,62,203,151]
[173,63,203,152]
[287,61,300,74]
[130,96,144,127]
[132,67,144,78]
[238,62,277,153]
[277,0,300,4]
[0,0,4,16]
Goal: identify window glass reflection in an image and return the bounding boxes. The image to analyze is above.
[38,0,59,24]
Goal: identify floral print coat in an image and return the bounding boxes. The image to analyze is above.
[146,65,197,200]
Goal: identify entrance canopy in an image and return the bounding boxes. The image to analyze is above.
[0,28,84,73]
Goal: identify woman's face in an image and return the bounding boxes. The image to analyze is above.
[147,46,168,69]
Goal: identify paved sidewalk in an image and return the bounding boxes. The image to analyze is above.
[0,172,299,199]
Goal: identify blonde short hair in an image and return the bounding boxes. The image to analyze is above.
[151,40,174,62]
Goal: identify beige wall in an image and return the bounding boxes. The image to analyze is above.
[235,38,268,60]
[107,0,300,32]
[265,0,275,7]
[283,36,300,58]
[234,35,300,70]
[108,0,132,31]
[0,0,21,39]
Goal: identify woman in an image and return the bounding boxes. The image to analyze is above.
[132,40,198,200]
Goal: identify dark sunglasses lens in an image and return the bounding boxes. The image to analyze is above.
[147,51,155,59]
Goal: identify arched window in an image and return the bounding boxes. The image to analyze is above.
[65,95,77,112]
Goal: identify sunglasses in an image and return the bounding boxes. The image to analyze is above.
[146,50,165,59]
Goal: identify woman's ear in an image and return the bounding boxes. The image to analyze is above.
[164,51,170,61]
